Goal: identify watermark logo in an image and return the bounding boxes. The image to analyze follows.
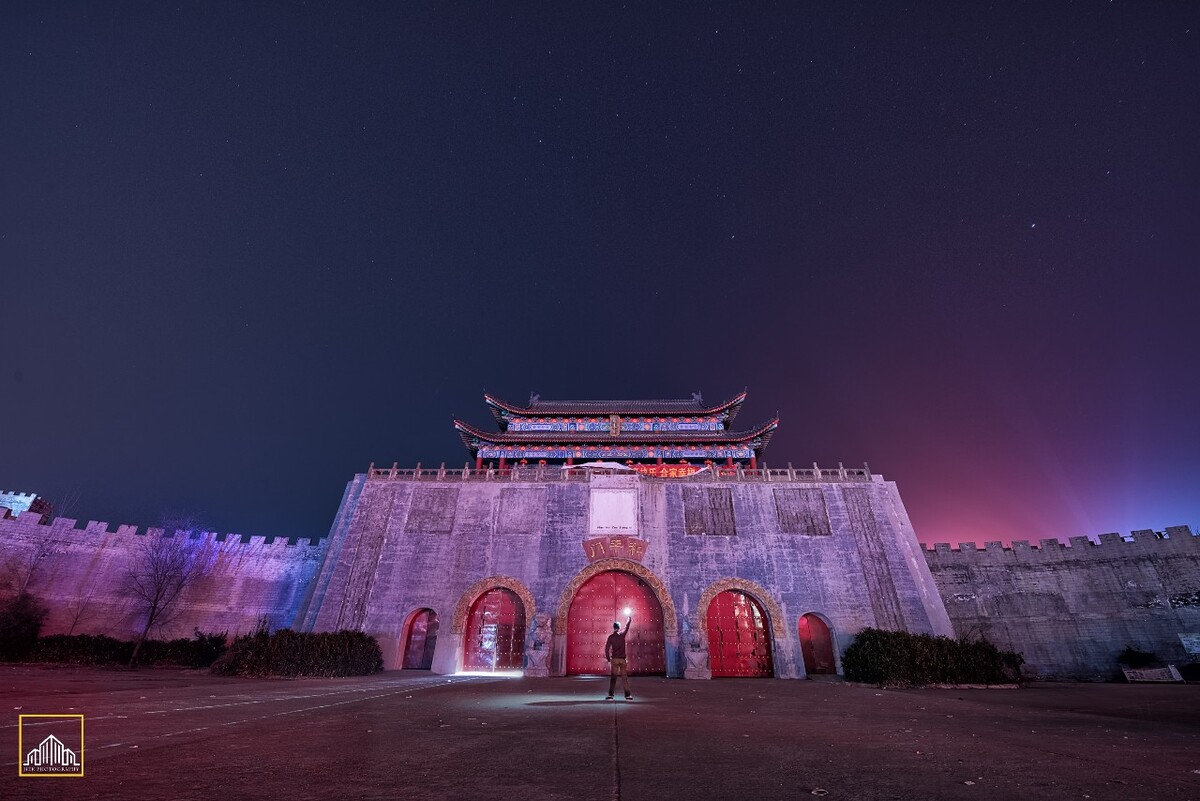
[18,714,84,778]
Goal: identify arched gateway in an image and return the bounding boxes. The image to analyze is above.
[452,576,535,673]
[400,608,439,669]
[705,589,775,677]
[799,613,837,675]
[300,390,959,681]
[565,570,667,675]
[462,588,527,671]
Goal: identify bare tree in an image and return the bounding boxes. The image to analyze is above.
[125,533,213,667]
[0,545,50,598]
[53,488,82,521]
[0,545,51,660]
[65,579,99,635]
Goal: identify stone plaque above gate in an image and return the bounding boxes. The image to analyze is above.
[582,535,647,562]
[589,475,639,536]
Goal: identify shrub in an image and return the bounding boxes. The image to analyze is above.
[23,630,227,667]
[842,628,1023,687]
[27,634,132,665]
[0,593,49,661]
[1116,646,1159,669]
[136,630,228,667]
[211,629,384,678]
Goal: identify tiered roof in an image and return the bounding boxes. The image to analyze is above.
[484,391,747,429]
[456,391,776,462]
[454,418,778,450]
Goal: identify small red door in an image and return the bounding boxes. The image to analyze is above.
[463,588,526,671]
[799,613,836,675]
[706,590,774,677]
[402,609,439,669]
[567,571,666,675]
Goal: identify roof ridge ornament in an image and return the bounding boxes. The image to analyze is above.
[692,391,703,403]
[529,392,540,406]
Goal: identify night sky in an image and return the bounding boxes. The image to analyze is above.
[3,4,1197,546]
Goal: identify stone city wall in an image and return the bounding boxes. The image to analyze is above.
[297,469,954,677]
[0,511,326,641]
[0,490,43,518]
[924,527,1200,679]
[8,473,1194,681]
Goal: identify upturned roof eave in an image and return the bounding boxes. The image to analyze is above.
[482,390,749,422]
[454,417,778,447]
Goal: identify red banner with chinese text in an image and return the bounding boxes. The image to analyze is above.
[629,464,706,479]
[582,536,649,562]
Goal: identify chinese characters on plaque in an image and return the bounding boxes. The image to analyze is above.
[582,536,648,562]
[629,463,706,478]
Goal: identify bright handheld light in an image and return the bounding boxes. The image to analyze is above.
[623,607,632,615]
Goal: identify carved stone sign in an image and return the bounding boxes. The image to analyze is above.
[1179,633,1200,654]
[588,475,639,536]
[582,536,648,562]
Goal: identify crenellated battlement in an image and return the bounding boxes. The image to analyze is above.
[0,511,324,548]
[925,524,1200,680]
[925,526,1197,561]
[0,509,328,643]
[0,490,46,517]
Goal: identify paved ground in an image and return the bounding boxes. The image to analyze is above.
[1,665,1198,801]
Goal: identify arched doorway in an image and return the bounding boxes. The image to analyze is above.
[706,590,774,677]
[566,570,666,675]
[798,613,836,675]
[401,609,439,670]
[462,588,526,671]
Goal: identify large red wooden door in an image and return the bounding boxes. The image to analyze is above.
[706,590,774,677]
[401,609,439,669]
[799,613,836,675]
[463,588,526,671]
[567,571,666,675]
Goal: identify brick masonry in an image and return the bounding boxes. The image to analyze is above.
[0,490,40,517]
[2,471,1196,680]
[296,470,954,677]
[0,511,324,640]
[924,528,1200,679]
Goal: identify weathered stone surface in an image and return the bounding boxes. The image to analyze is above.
[0,511,324,640]
[4,471,1194,682]
[299,471,954,677]
[924,528,1200,679]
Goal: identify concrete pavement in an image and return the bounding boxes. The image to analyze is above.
[1,665,1197,800]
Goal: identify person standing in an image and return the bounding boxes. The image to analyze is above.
[604,616,633,700]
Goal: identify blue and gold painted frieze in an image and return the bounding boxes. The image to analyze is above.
[506,416,725,433]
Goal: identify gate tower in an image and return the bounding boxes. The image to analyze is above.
[454,391,778,472]
[299,389,955,679]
